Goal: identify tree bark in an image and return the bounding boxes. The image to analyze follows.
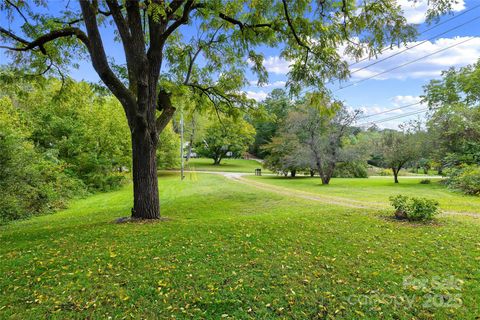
[321,175,331,185]
[213,154,222,165]
[131,125,160,219]
[291,170,296,177]
[392,168,399,184]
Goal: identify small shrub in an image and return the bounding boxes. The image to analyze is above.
[420,179,431,184]
[389,194,439,221]
[379,168,393,176]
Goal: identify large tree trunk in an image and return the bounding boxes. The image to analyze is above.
[131,127,160,219]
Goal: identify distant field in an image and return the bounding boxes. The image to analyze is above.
[246,175,480,214]
[183,158,268,173]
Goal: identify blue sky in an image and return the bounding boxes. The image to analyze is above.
[243,0,480,128]
[2,0,480,129]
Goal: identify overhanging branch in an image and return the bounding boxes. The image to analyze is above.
[0,26,89,54]
[281,0,311,52]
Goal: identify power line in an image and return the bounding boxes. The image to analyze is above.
[357,108,430,126]
[357,110,428,127]
[350,15,480,75]
[335,37,474,92]
[358,101,422,120]
[349,3,480,67]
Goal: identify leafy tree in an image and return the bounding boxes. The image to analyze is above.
[0,74,139,222]
[250,89,295,158]
[423,60,480,168]
[0,96,84,223]
[332,134,370,178]
[0,0,454,218]
[262,131,308,177]
[423,60,480,193]
[373,129,420,183]
[288,98,361,184]
[4,77,132,191]
[196,118,255,165]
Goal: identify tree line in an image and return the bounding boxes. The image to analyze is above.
[1,57,479,223]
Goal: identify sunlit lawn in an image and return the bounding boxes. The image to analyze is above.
[247,175,480,214]
[1,173,479,319]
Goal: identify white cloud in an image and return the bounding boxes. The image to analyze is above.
[356,95,428,129]
[398,0,465,24]
[248,80,287,88]
[262,56,291,75]
[391,95,423,107]
[246,90,269,102]
[348,36,480,81]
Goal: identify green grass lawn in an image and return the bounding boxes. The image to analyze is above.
[1,173,480,319]
[183,158,267,173]
[246,176,480,214]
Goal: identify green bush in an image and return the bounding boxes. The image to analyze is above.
[389,194,439,221]
[378,168,393,176]
[333,162,368,178]
[446,165,480,195]
[0,97,85,223]
[420,179,431,184]
[0,77,135,223]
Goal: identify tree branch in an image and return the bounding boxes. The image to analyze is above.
[155,89,176,133]
[5,0,29,25]
[183,26,222,85]
[106,0,131,43]
[0,26,88,54]
[105,0,139,89]
[161,0,196,42]
[79,0,136,119]
[281,0,311,52]
[0,26,29,45]
[218,13,273,32]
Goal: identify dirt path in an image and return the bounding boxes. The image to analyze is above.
[178,170,480,218]
[220,172,480,218]
[222,172,378,209]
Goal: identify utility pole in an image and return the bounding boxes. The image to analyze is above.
[180,112,185,180]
